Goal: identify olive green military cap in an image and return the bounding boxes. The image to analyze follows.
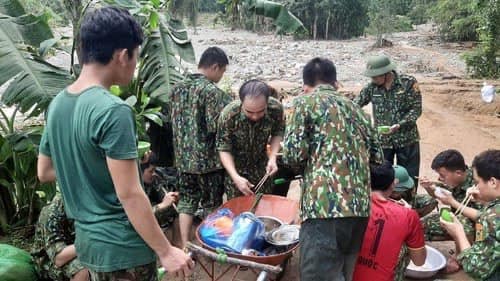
[363,55,396,77]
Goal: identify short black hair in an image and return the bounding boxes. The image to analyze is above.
[79,7,143,65]
[431,149,467,172]
[370,161,395,191]
[239,79,271,102]
[302,57,337,87]
[198,47,229,68]
[140,151,159,172]
[472,149,500,181]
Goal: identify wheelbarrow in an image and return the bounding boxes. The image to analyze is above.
[187,194,300,281]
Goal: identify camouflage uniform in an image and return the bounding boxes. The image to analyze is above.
[457,199,499,280]
[354,72,422,192]
[422,168,481,240]
[31,194,85,281]
[216,97,285,199]
[144,168,178,228]
[283,84,384,220]
[169,74,232,215]
[89,262,157,281]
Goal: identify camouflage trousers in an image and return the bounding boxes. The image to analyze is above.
[414,194,439,217]
[225,165,272,199]
[422,213,475,241]
[177,170,225,216]
[35,256,85,281]
[89,262,157,281]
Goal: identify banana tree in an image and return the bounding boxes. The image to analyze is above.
[243,0,307,35]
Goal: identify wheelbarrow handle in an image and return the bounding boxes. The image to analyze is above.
[186,242,282,275]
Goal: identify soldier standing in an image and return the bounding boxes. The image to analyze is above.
[217,79,285,198]
[31,194,88,281]
[170,47,233,249]
[283,57,384,281]
[354,54,422,200]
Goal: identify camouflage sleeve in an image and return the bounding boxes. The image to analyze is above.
[206,88,232,134]
[216,105,233,152]
[353,86,371,107]
[271,103,286,137]
[43,204,71,261]
[356,108,384,164]
[282,98,311,165]
[398,79,422,128]
[457,208,500,280]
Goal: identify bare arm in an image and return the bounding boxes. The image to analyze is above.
[219,151,254,195]
[37,154,56,183]
[106,158,193,276]
[54,245,77,268]
[408,247,426,266]
[266,136,282,175]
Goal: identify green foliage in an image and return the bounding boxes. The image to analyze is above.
[407,0,436,25]
[0,107,56,229]
[464,0,500,78]
[430,0,479,41]
[199,0,223,12]
[18,0,69,25]
[244,0,306,35]
[288,0,368,39]
[367,0,414,47]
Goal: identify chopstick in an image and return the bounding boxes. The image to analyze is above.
[414,176,452,189]
[454,186,476,216]
[253,173,270,194]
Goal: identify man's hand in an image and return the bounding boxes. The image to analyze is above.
[420,176,436,197]
[233,175,254,196]
[390,124,400,134]
[440,213,465,240]
[157,192,179,210]
[266,158,279,176]
[435,187,454,206]
[159,247,194,279]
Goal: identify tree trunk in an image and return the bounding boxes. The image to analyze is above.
[325,11,330,40]
[313,13,318,40]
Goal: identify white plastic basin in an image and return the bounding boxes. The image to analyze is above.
[405,245,446,279]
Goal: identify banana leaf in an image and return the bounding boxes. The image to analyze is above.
[0,0,73,117]
[245,0,307,34]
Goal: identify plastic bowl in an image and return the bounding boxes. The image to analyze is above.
[405,245,446,279]
[137,141,151,158]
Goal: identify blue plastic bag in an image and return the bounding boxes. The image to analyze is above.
[199,208,234,250]
[226,212,265,253]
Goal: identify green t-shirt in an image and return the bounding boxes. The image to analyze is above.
[39,86,155,272]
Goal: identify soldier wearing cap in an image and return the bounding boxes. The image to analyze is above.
[354,55,422,204]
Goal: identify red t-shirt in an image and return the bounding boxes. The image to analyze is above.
[353,193,425,281]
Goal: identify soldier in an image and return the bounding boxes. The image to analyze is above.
[31,194,89,281]
[141,152,179,229]
[440,149,499,280]
[169,47,233,248]
[354,54,422,202]
[283,57,384,281]
[217,79,285,198]
[420,150,480,242]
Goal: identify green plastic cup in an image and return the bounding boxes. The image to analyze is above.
[137,141,151,159]
[378,125,391,134]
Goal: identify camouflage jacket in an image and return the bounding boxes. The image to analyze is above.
[282,85,384,220]
[354,72,422,149]
[448,168,482,211]
[170,74,233,174]
[31,194,77,280]
[458,199,499,280]
[216,97,285,174]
